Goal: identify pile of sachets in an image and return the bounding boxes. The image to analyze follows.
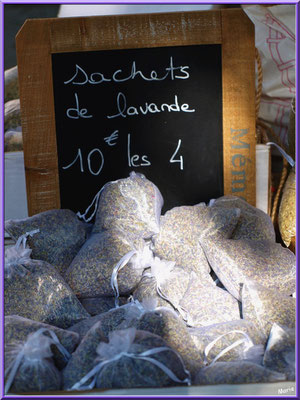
[4,172,296,393]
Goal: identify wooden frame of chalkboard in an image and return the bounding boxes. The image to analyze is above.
[16,9,255,217]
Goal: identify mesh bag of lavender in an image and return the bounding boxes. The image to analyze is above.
[133,257,196,324]
[5,209,89,275]
[64,327,191,390]
[210,195,276,241]
[200,237,296,301]
[152,203,240,280]
[188,319,266,364]
[64,229,153,299]
[263,323,295,381]
[241,280,296,339]
[92,172,163,239]
[4,231,89,329]
[179,272,240,328]
[68,300,146,341]
[135,299,204,379]
[194,361,285,385]
[5,315,80,370]
[80,296,128,316]
[4,328,70,393]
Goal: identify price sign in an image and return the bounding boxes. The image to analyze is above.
[16,9,255,216]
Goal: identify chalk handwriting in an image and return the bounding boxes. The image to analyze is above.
[127,134,151,167]
[107,92,195,119]
[62,148,84,172]
[63,147,104,176]
[104,130,119,146]
[66,93,93,119]
[62,133,184,179]
[170,139,184,170]
[64,57,190,85]
[87,148,104,175]
[62,52,189,191]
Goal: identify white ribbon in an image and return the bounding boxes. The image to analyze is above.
[4,347,24,395]
[4,328,70,394]
[5,229,40,279]
[115,300,148,330]
[128,298,146,313]
[76,179,119,223]
[155,284,192,326]
[15,229,40,249]
[111,250,138,308]
[70,346,191,391]
[128,297,180,321]
[143,264,194,326]
[267,142,295,167]
[76,189,102,223]
[204,329,254,366]
[111,245,153,308]
[44,329,72,361]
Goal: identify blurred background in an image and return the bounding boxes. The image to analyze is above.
[4,4,60,69]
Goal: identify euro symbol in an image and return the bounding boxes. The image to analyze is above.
[104,130,119,146]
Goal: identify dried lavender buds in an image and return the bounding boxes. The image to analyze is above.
[5,315,80,369]
[241,281,296,338]
[80,296,128,316]
[64,230,148,298]
[64,328,189,390]
[68,302,142,341]
[179,277,240,327]
[211,195,276,241]
[200,238,296,300]
[188,319,265,364]
[135,308,204,378]
[5,329,63,393]
[194,361,285,385]
[5,209,88,275]
[4,174,296,391]
[92,172,163,239]
[152,205,240,280]
[5,257,89,329]
[263,323,295,381]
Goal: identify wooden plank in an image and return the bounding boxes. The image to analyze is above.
[49,11,222,53]
[221,8,256,205]
[16,19,60,216]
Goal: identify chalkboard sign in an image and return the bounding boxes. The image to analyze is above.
[51,44,222,215]
[16,9,256,217]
